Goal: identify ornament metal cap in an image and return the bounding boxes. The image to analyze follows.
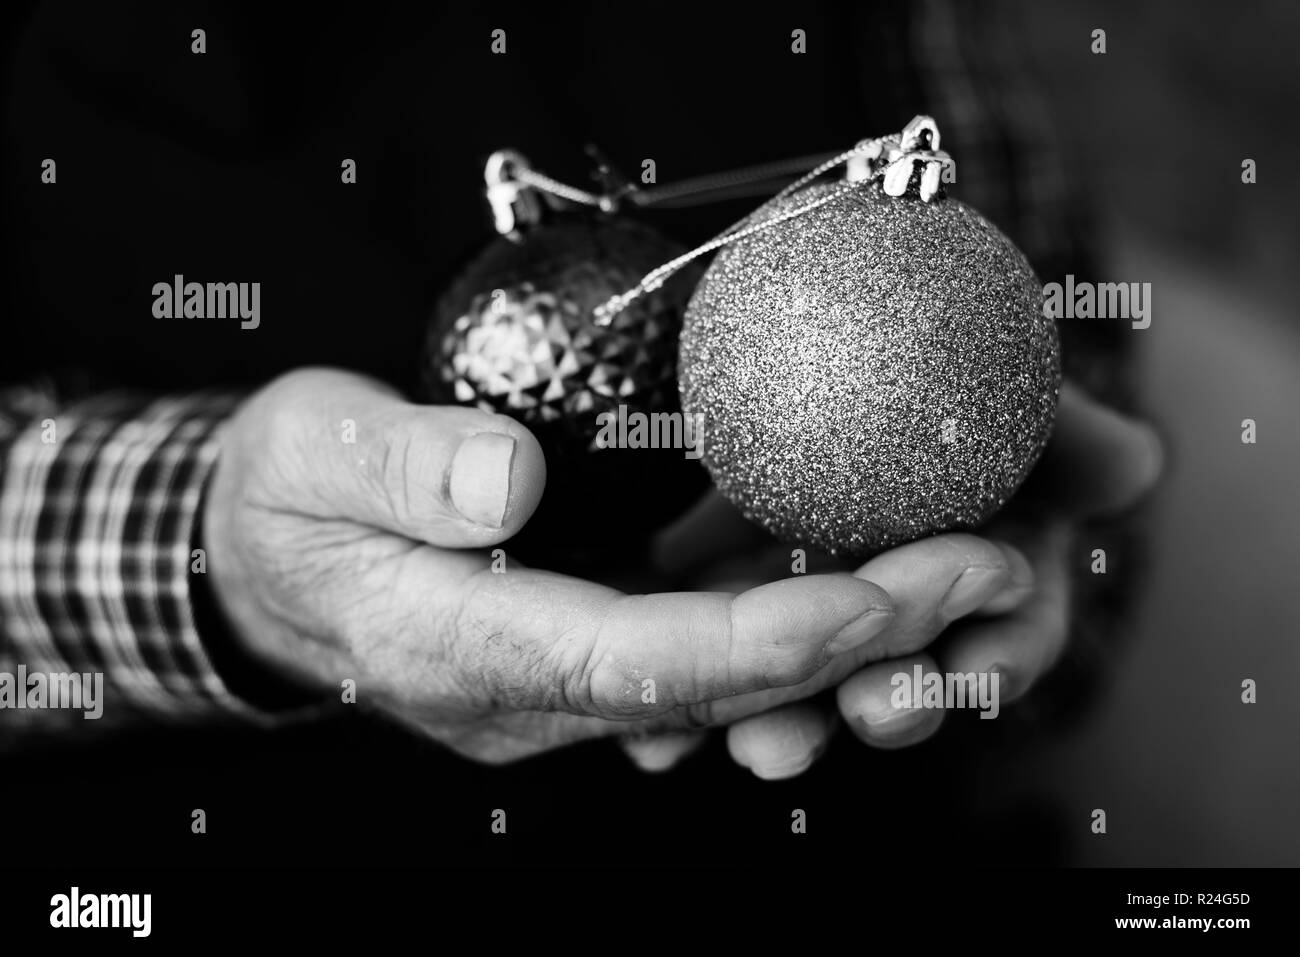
[484,149,544,237]
[845,114,954,202]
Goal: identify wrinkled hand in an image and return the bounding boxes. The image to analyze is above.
[623,382,1163,777]
[203,369,913,762]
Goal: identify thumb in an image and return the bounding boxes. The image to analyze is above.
[270,369,546,547]
[1021,382,1163,517]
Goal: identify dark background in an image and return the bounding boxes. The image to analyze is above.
[2,1,1297,868]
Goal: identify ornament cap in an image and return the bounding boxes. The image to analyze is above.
[484,150,544,237]
[844,114,954,202]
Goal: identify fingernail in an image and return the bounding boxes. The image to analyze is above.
[448,432,515,528]
[852,684,920,728]
[939,565,1005,623]
[857,706,939,748]
[979,545,1035,614]
[825,608,894,657]
[861,702,925,729]
[751,753,815,781]
[995,542,1034,585]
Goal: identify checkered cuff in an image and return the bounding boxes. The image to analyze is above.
[0,385,268,732]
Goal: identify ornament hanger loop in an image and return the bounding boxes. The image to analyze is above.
[484,149,624,235]
[513,167,608,210]
[484,150,548,236]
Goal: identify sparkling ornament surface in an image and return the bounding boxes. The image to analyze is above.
[679,182,1061,558]
[424,216,705,550]
[428,222,685,438]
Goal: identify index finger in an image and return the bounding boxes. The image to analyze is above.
[452,561,895,721]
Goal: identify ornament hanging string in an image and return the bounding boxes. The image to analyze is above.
[512,152,842,212]
[512,166,613,210]
[593,143,888,325]
[492,115,953,326]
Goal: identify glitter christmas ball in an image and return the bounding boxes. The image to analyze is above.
[423,214,706,551]
[678,182,1061,558]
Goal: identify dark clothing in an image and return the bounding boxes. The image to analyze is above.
[1,1,1121,867]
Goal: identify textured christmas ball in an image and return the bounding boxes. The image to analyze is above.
[678,182,1061,558]
[423,214,706,551]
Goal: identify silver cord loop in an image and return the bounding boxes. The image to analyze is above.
[482,116,949,324]
[591,139,890,326]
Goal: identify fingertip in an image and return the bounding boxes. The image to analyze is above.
[852,532,1009,588]
[1096,412,1165,506]
[620,732,705,773]
[794,572,898,658]
[837,656,946,749]
[743,572,894,633]
[489,414,547,535]
[1049,387,1165,515]
[1132,421,1166,497]
[994,540,1034,584]
[749,753,816,781]
[849,573,895,612]
[727,706,832,780]
[817,570,896,621]
[975,541,1035,615]
[1090,419,1164,516]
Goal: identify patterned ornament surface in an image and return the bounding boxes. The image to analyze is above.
[678,180,1061,558]
[423,215,705,550]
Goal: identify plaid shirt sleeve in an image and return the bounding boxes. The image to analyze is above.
[0,382,285,738]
